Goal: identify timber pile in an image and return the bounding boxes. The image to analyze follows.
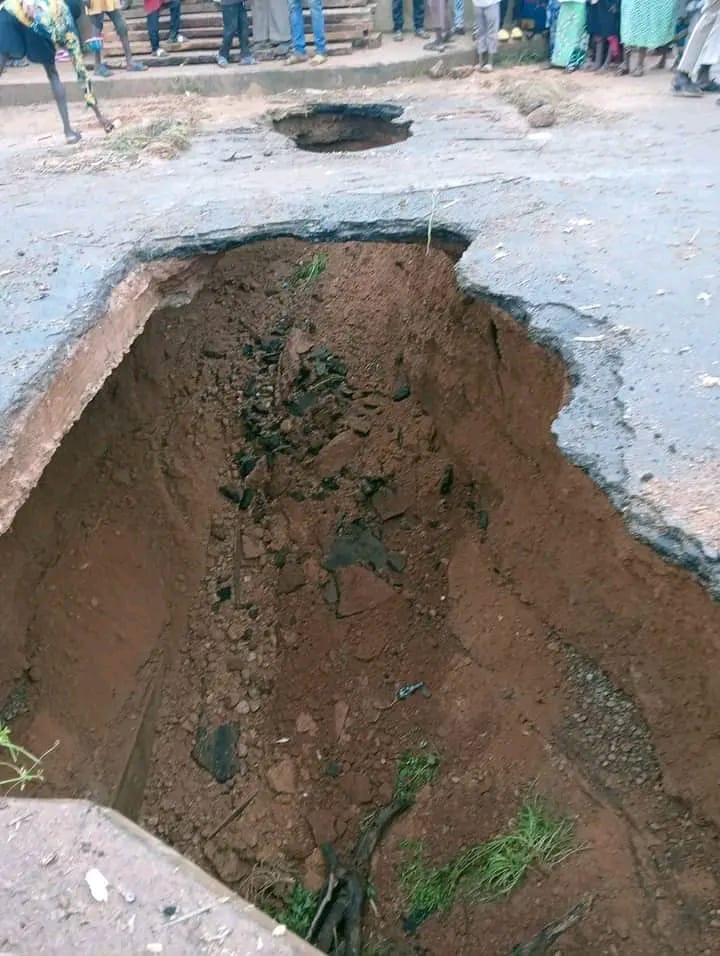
[101,0,380,67]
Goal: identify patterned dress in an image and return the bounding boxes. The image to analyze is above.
[620,0,676,48]
[1,0,96,104]
[551,0,588,67]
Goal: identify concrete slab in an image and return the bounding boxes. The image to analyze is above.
[0,36,477,106]
[0,797,319,954]
[0,69,718,594]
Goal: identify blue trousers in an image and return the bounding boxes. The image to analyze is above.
[391,0,426,31]
[289,0,327,54]
[220,1,250,57]
[146,0,181,51]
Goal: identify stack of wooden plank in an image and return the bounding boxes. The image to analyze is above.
[101,0,380,67]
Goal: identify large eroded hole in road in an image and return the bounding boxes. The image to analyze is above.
[272,104,411,152]
[3,240,720,954]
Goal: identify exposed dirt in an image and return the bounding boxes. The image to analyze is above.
[25,97,206,174]
[2,240,720,954]
[272,106,411,152]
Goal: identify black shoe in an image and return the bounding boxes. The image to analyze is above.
[672,73,702,96]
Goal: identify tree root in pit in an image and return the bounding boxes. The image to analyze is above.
[308,798,411,954]
[510,896,593,956]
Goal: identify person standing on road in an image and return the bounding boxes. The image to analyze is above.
[217,0,255,66]
[253,0,291,56]
[285,0,327,64]
[144,0,185,57]
[586,0,620,69]
[392,0,430,40]
[0,0,113,143]
[619,0,675,74]
[550,0,587,69]
[426,0,451,49]
[672,0,720,93]
[472,0,500,69]
[87,0,146,76]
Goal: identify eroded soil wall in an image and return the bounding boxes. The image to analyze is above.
[2,240,720,953]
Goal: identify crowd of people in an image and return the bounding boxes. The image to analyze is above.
[0,0,718,142]
[0,0,329,88]
[546,0,719,92]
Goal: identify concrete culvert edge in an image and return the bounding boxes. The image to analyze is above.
[2,239,720,953]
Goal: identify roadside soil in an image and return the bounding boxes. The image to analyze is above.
[2,240,720,954]
[0,63,663,174]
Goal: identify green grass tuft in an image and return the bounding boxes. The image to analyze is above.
[393,750,440,806]
[0,725,48,791]
[400,797,576,925]
[291,253,327,288]
[274,881,319,938]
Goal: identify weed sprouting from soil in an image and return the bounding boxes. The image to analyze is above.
[274,881,320,937]
[0,725,52,791]
[291,253,327,288]
[360,750,440,844]
[242,862,319,938]
[399,797,576,926]
[394,750,440,806]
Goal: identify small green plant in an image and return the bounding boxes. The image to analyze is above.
[394,750,440,806]
[291,253,327,288]
[361,750,440,843]
[322,756,342,779]
[0,725,48,791]
[274,881,319,938]
[399,797,576,926]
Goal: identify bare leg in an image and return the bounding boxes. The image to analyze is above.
[88,100,115,133]
[632,46,646,75]
[600,39,613,69]
[619,47,630,74]
[655,45,668,68]
[113,12,145,69]
[119,31,136,66]
[587,37,604,70]
[0,52,8,77]
[43,62,81,143]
